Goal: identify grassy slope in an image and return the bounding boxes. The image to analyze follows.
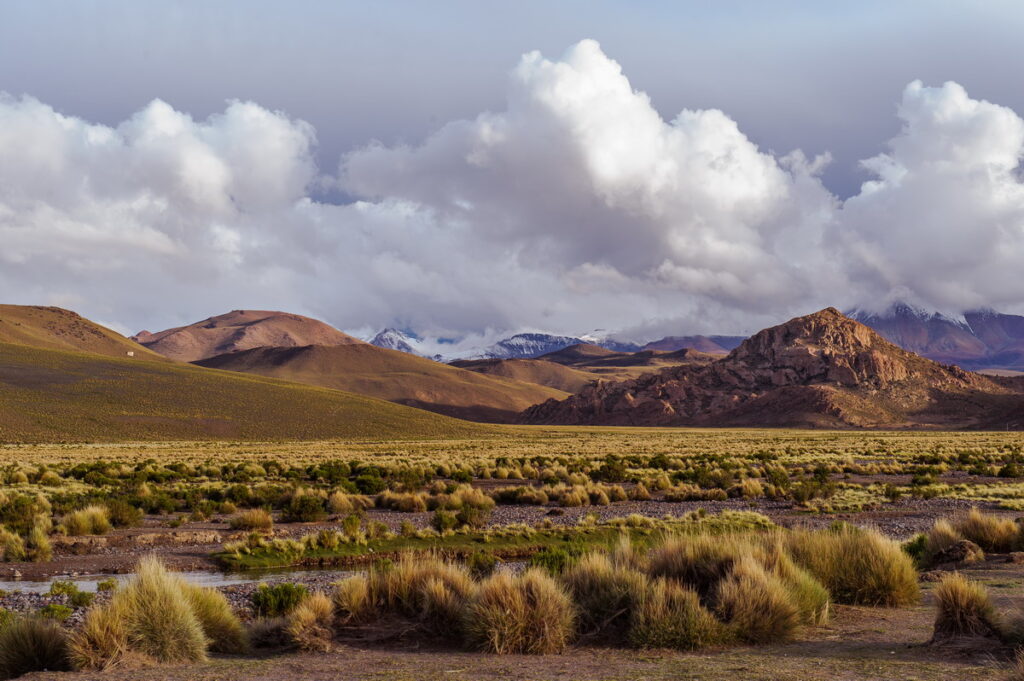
[0,342,486,443]
[195,344,568,422]
[0,304,164,360]
[446,358,597,392]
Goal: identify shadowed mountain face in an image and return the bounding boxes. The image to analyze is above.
[134,310,363,363]
[851,304,1024,371]
[642,335,744,353]
[521,308,1024,429]
[194,343,568,423]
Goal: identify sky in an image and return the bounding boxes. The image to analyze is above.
[3,1,1024,342]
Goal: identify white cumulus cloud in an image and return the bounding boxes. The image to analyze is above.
[1,41,1024,341]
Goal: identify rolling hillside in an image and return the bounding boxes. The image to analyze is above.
[0,305,163,360]
[0,342,483,443]
[448,358,596,393]
[195,343,568,422]
[135,309,364,362]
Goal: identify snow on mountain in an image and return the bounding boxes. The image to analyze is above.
[369,328,429,357]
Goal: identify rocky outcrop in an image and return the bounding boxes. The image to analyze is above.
[521,308,1022,429]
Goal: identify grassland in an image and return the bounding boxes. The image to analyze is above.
[0,342,484,443]
[1,429,1023,680]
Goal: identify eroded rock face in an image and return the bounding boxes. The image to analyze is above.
[520,308,1017,428]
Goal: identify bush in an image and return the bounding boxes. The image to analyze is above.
[431,510,458,533]
[931,572,1002,641]
[0,617,71,677]
[61,505,112,536]
[68,599,130,670]
[563,552,647,635]
[528,546,578,575]
[714,555,800,643]
[647,534,745,598]
[252,583,309,618]
[228,509,273,531]
[286,592,334,652]
[105,500,143,528]
[787,527,919,606]
[463,569,575,654]
[39,603,74,621]
[467,551,497,579]
[628,578,726,650]
[49,580,94,607]
[283,495,327,523]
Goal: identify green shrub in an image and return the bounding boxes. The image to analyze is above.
[430,510,458,533]
[282,495,327,523]
[105,500,143,528]
[467,551,497,579]
[49,580,94,607]
[39,604,74,621]
[252,583,309,618]
[0,616,71,677]
[528,546,579,575]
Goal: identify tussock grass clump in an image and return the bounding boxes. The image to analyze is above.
[563,552,647,635]
[0,528,25,562]
[369,556,475,625]
[61,505,111,536]
[286,592,335,652]
[715,555,801,643]
[68,598,131,671]
[924,519,965,561]
[72,555,245,669]
[954,508,1019,553]
[628,578,727,650]
[113,556,208,663]
[228,508,273,531]
[647,534,746,598]
[463,569,576,654]
[332,575,373,624]
[181,582,249,653]
[932,572,1002,641]
[0,617,72,677]
[787,527,919,606]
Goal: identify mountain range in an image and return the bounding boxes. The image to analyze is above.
[521,308,1024,429]
[3,302,1024,442]
[367,303,1024,372]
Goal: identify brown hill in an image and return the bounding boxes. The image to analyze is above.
[135,310,362,362]
[537,343,720,381]
[521,308,1024,429]
[448,358,595,393]
[0,305,163,360]
[195,343,568,423]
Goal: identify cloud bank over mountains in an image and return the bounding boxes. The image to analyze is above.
[2,40,1023,339]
